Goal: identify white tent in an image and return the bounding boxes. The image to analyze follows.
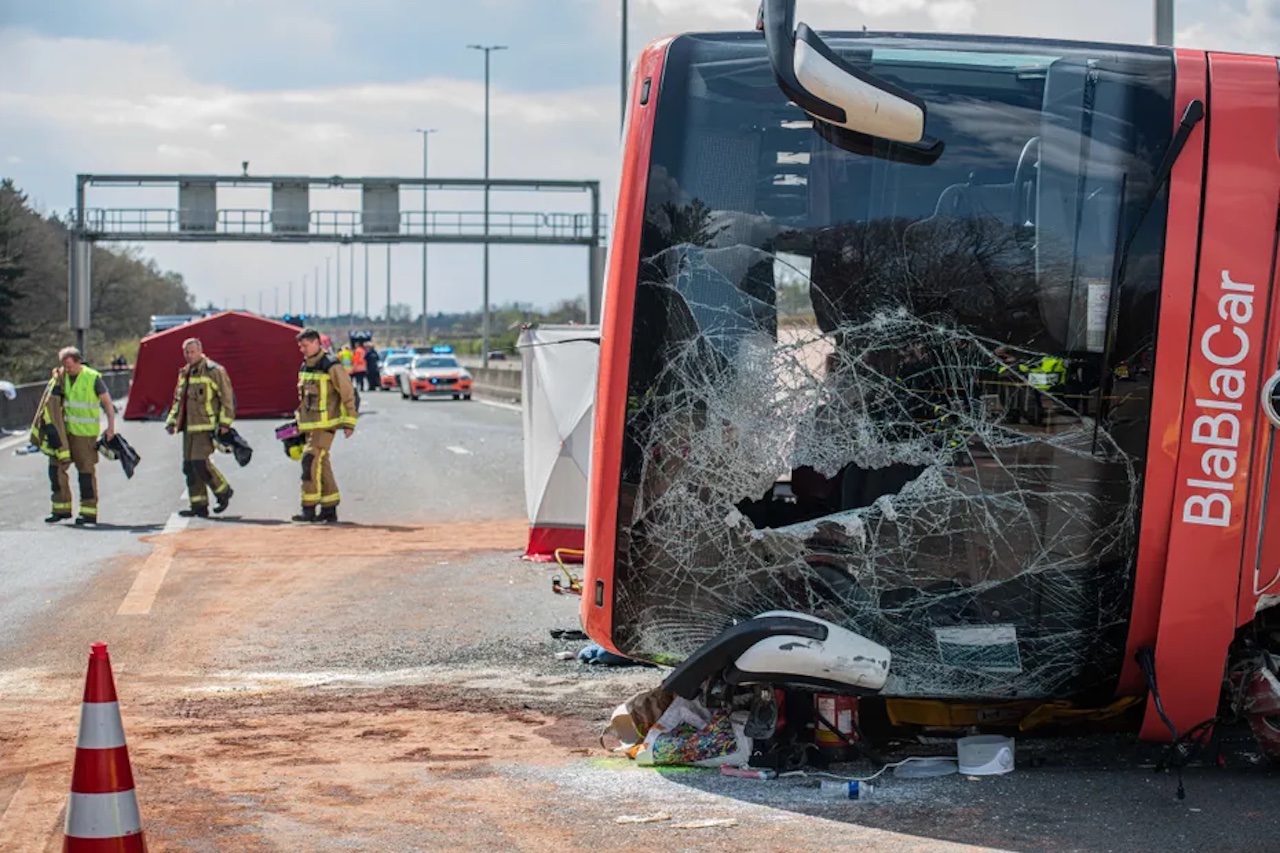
[518,324,601,562]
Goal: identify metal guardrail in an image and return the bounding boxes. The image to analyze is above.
[81,208,608,245]
[0,371,133,433]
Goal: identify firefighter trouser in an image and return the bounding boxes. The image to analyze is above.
[50,435,99,518]
[300,428,339,509]
[182,431,230,508]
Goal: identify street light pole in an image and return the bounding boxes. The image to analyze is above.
[364,244,370,322]
[1154,0,1174,46]
[326,256,332,319]
[348,239,354,324]
[302,274,308,314]
[621,0,628,134]
[336,245,342,319]
[415,128,438,344]
[468,43,507,368]
[314,265,319,319]
[385,244,392,344]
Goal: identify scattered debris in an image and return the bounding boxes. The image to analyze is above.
[615,812,673,824]
[671,818,740,829]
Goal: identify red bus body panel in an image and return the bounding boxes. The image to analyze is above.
[582,38,672,654]
[1116,49,1209,696]
[1140,52,1280,740]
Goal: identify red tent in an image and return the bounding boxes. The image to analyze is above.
[124,311,301,421]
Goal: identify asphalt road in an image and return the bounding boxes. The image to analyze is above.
[0,390,525,656]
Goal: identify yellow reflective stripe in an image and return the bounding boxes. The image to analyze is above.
[79,506,98,516]
[320,493,340,505]
[185,423,217,433]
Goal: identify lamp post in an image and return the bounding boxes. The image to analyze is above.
[468,43,507,368]
[415,127,438,344]
[364,244,370,322]
[385,244,392,344]
[621,0,628,134]
[348,239,354,324]
[326,256,332,319]
[336,245,342,319]
[1154,0,1174,46]
[314,265,319,319]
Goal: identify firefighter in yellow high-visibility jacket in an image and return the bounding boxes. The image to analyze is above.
[29,347,116,525]
[165,337,236,517]
[293,328,357,523]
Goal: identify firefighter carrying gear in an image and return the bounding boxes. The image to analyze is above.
[167,355,236,514]
[296,352,357,520]
[31,366,105,523]
[97,434,141,479]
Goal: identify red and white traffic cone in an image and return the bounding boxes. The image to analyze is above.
[62,642,147,852]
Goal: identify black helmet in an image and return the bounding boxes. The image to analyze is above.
[214,426,254,467]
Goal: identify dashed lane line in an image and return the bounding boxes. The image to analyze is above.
[116,513,190,616]
[475,398,521,414]
[446,446,472,455]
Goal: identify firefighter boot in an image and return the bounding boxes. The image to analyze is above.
[213,486,234,515]
[291,505,318,523]
[45,513,72,524]
[317,506,339,524]
[179,506,210,518]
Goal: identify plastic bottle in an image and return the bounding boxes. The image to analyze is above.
[818,779,875,800]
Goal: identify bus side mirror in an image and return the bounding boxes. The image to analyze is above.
[757,0,942,162]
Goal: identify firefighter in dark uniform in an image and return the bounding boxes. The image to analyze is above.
[165,337,236,517]
[293,328,358,523]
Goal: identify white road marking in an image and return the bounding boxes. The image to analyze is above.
[0,769,66,844]
[475,399,521,414]
[446,446,472,455]
[403,423,419,430]
[117,513,189,616]
[0,433,32,453]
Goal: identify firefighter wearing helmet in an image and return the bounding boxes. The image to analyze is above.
[165,337,236,517]
[293,327,357,523]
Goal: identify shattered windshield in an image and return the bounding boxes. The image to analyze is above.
[615,34,1174,699]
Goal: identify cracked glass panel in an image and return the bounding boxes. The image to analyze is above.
[613,35,1174,699]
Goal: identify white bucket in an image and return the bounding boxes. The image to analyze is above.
[957,734,1015,776]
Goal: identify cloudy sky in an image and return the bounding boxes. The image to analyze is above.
[1,0,1277,320]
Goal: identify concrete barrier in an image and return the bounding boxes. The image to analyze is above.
[470,366,522,403]
[0,370,133,433]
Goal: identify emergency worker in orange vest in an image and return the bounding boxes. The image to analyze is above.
[351,341,368,391]
[165,337,236,517]
[293,328,357,523]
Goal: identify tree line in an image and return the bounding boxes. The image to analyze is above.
[0,179,195,384]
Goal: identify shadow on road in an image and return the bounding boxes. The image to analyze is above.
[68,522,167,533]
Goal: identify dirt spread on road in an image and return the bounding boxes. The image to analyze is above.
[0,519,695,852]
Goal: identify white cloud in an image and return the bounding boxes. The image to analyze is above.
[1177,0,1280,52]
[0,29,619,315]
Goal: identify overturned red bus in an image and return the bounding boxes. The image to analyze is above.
[583,0,1280,759]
